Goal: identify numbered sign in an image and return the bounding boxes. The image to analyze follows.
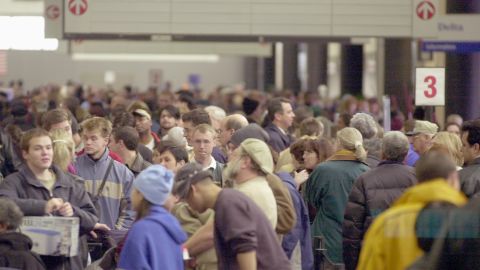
[415,68,445,106]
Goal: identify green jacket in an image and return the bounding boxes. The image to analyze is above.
[305,151,369,264]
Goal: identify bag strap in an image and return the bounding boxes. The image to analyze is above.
[93,159,114,203]
[419,210,453,269]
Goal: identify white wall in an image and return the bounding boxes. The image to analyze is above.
[1,50,246,92]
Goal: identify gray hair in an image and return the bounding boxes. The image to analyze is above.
[0,198,24,230]
[364,138,382,160]
[382,131,410,162]
[350,113,378,139]
[205,106,226,122]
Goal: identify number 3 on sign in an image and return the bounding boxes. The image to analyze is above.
[415,68,445,106]
[423,75,437,98]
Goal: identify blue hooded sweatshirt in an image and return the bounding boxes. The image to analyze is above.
[119,205,187,270]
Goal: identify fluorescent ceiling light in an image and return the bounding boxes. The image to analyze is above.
[72,53,220,63]
[0,16,58,51]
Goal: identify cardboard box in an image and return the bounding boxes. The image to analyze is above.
[20,216,79,257]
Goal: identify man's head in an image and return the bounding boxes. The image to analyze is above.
[411,120,438,154]
[299,117,324,137]
[415,151,459,190]
[266,97,295,130]
[132,109,153,136]
[461,120,480,164]
[181,109,211,146]
[159,105,180,131]
[42,109,72,136]
[382,131,410,162]
[350,113,378,140]
[224,138,273,183]
[81,117,112,158]
[446,122,461,136]
[218,114,249,147]
[155,141,189,174]
[173,163,216,213]
[20,128,53,171]
[0,198,23,232]
[205,106,226,133]
[192,124,216,164]
[227,123,270,159]
[109,126,139,155]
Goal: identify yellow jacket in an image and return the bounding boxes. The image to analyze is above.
[357,179,467,270]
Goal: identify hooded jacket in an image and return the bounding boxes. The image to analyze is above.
[0,164,98,270]
[0,232,45,270]
[357,179,467,270]
[118,205,187,270]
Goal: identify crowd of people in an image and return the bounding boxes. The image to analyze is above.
[0,82,478,270]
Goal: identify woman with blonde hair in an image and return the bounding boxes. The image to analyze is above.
[304,127,369,267]
[50,128,76,174]
[431,131,464,169]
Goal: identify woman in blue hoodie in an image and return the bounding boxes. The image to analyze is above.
[118,165,187,270]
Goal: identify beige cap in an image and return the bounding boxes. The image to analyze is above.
[239,138,273,175]
[410,120,438,135]
[133,109,151,120]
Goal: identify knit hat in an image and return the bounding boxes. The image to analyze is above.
[230,123,270,147]
[133,165,174,205]
[173,163,213,199]
[239,138,274,175]
[407,120,438,136]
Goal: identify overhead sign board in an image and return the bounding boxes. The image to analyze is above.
[412,0,439,38]
[415,68,445,106]
[421,41,480,53]
[44,0,63,39]
[61,0,427,39]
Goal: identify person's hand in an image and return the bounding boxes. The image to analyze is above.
[90,223,111,238]
[58,202,74,217]
[294,169,309,188]
[45,198,64,214]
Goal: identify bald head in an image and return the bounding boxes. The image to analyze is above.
[219,114,249,146]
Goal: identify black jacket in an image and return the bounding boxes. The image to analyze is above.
[0,164,98,270]
[264,123,292,153]
[459,157,480,198]
[0,232,45,270]
[0,130,21,178]
[342,161,417,270]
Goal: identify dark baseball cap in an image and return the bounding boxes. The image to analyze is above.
[173,163,213,199]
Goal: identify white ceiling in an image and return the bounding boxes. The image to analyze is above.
[0,0,43,16]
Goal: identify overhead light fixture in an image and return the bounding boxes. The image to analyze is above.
[71,53,220,62]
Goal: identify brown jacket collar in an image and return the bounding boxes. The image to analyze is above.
[328,149,366,164]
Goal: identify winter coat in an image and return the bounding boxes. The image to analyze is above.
[0,164,98,270]
[0,232,45,270]
[278,172,314,270]
[342,161,417,270]
[357,180,467,270]
[74,149,134,230]
[118,205,187,270]
[304,150,370,264]
[264,123,293,153]
[459,157,480,198]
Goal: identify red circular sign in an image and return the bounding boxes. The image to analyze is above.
[68,0,88,16]
[46,5,60,20]
[416,1,435,20]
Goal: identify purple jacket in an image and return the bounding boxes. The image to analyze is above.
[277,172,314,270]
